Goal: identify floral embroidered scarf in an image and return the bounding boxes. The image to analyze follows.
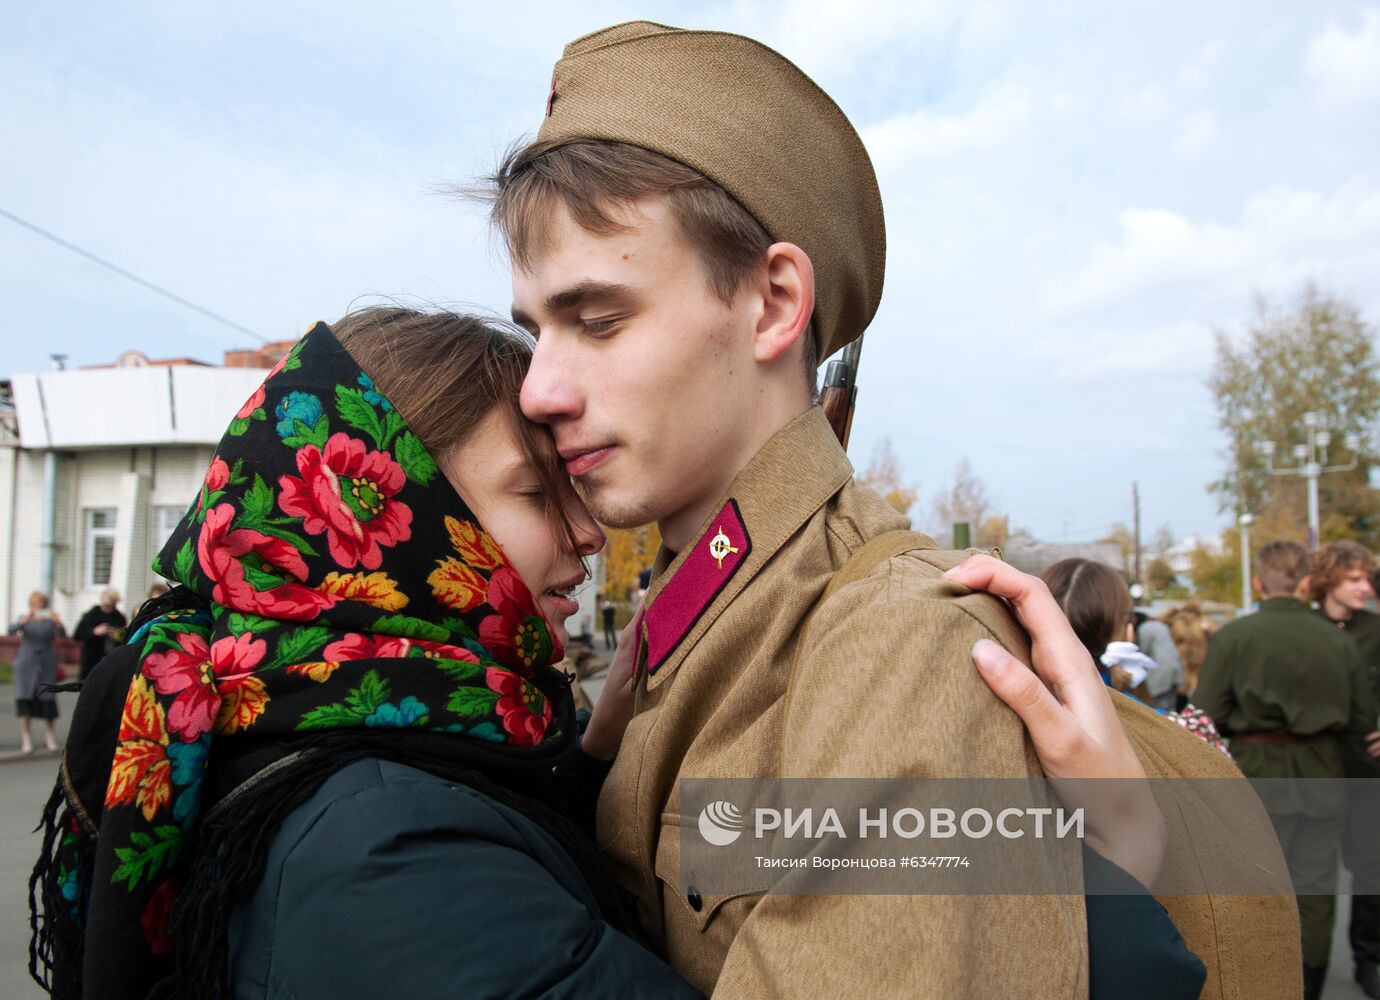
[76,321,574,993]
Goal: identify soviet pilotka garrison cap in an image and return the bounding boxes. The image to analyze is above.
[536,20,886,362]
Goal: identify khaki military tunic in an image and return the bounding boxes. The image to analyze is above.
[598,406,1300,999]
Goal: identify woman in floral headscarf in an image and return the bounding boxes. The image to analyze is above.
[30,309,697,999]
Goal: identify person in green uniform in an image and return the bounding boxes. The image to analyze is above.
[1196,539,1380,999]
[1311,540,1380,997]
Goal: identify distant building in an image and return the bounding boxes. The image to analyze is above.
[222,341,299,371]
[1167,537,1213,576]
[0,348,269,624]
[999,541,1126,577]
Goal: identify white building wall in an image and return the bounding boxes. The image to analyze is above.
[146,446,215,572]
[10,368,266,448]
[3,361,263,625]
[1,445,216,625]
[1,448,63,627]
[0,446,16,629]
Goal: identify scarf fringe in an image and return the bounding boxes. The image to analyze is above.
[29,779,79,996]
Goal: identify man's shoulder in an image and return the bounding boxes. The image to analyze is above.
[1253,605,1357,655]
[1294,607,1359,644]
[807,543,1024,653]
[1350,608,1380,634]
[1215,610,1272,639]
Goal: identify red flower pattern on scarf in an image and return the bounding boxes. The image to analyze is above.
[486,666,551,746]
[479,567,559,674]
[204,457,229,492]
[236,385,265,420]
[278,433,412,570]
[322,633,414,661]
[209,632,267,681]
[140,878,179,956]
[198,504,338,621]
[323,632,482,665]
[143,632,216,743]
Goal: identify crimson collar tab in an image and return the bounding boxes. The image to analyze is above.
[644,499,751,674]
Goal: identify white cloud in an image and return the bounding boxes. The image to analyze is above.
[1173,110,1218,156]
[1123,84,1170,121]
[728,0,967,76]
[862,85,1032,170]
[1044,178,1380,314]
[1054,320,1215,380]
[1176,40,1227,92]
[1305,9,1380,104]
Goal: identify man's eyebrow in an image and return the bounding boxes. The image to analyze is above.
[512,280,635,325]
[545,280,632,313]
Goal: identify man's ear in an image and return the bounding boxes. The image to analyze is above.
[752,242,814,363]
[1296,574,1312,600]
[1251,575,1263,599]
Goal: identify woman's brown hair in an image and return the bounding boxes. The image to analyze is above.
[1040,558,1131,665]
[329,306,578,552]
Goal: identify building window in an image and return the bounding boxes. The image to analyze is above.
[85,508,117,588]
[155,505,186,551]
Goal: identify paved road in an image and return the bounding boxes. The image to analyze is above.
[2,685,76,999]
[0,683,1370,997]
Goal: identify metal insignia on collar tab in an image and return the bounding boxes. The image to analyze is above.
[708,526,740,570]
[644,499,751,675]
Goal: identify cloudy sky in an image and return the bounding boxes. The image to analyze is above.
[4,1,1378,544]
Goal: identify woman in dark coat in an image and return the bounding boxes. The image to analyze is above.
[11,590,64,754]
[72,589,126,680]
[31,310,697,999]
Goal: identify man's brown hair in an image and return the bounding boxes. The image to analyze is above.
[483,138,818,388]
[331,306,579,553]
[1255,540,1311,596]
[1040,558,1132,665]
[1308,539,1378,603]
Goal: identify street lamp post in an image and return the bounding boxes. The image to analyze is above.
[1254,412,1361,548]
[1237,513,1255,614]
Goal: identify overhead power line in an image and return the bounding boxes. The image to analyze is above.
[0,206,268,345]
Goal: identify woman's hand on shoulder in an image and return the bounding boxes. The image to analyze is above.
[579,616,641,761]
[943,554,1166,889]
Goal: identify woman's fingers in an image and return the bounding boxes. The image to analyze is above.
[972,639,1082,773]
[945,554,1110,720]
[944,556,1093,681]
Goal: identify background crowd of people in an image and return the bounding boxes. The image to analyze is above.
[1044,540,1380,1000]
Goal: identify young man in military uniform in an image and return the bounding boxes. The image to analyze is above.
[488,21,1299,998]
[1311,540,1380,997]
[1196,540,1380,999]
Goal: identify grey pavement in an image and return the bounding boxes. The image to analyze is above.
[0,679,1372,997]
[582,666,608,705]
[0,683,76,764]
[3,684,76,1000]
